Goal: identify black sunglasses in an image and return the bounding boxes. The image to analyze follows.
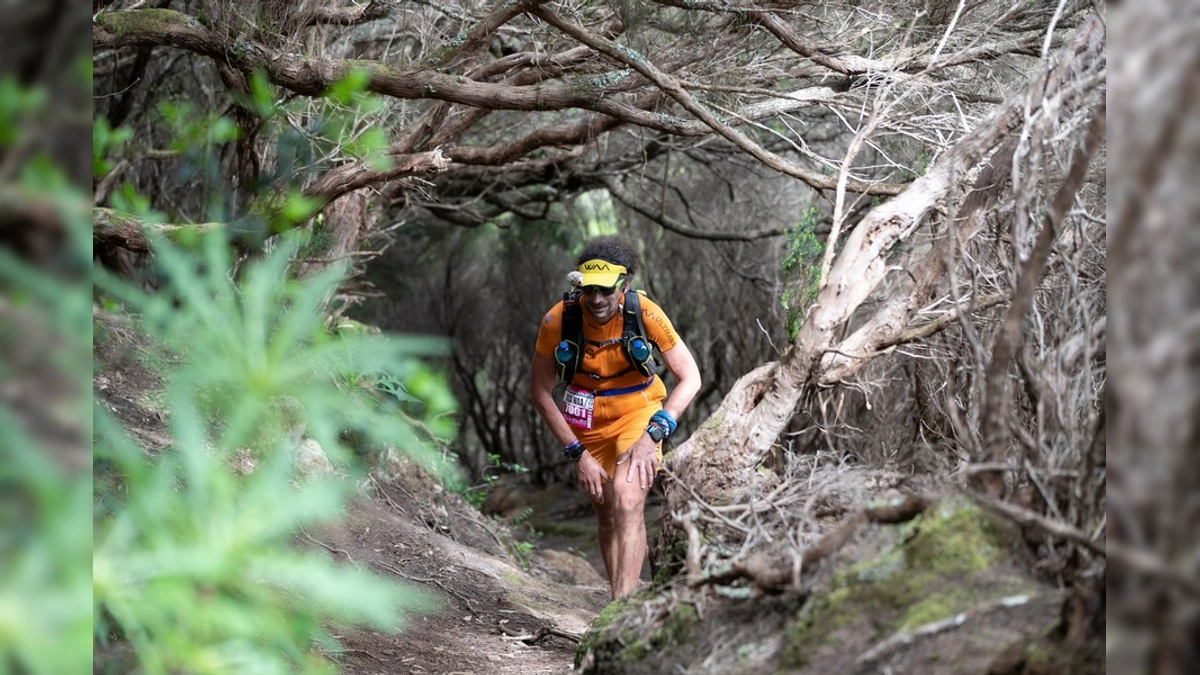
[580,285,619,296]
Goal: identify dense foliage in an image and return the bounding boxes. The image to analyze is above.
[91,55,464,669]
[93,234,456,674]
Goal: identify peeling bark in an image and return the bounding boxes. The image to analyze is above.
[664,14,1105,529]
[817,137,1018,385]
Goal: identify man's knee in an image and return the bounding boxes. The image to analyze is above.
[610,486,647,519]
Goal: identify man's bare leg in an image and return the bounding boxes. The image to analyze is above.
[591,488,617,589]
[604,461,650,598]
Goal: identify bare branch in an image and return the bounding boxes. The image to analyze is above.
[602,176,793,242]
[529,6,905,196]
[303,149,451,202]
[679,13,1104,469]
[976,100,1105,494]
[290,0,394,30]
[90,7,850,144]
[971,494,1200,598]
[692,495,929,593]
[853,591,1062,674]
[93,207,222,252]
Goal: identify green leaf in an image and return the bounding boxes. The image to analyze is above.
[248,70,277,119]
[277,192,323,230]
[324,68,371,104]
[207,116,240,144]
[355,127,392,170]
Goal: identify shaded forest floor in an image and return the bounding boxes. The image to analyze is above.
[309,475,620,675]
[95,320,1102,675]
[94,318,622,674]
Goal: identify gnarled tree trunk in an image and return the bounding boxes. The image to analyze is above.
[662,12,1105,560]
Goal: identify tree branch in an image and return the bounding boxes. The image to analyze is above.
[693,495,929,593]
[970,493,1200,598]
[852,591,1061,675]
[289,0,394,30]
[93,207,222,253]
[92,7,830,141]
[658,0,1051,75]
[601,175,793,242]
[976,100,1106,495]
[448,116,622,166]
[303,149,451,203]
[817,137,1018,385]
[530,5,905,196]
[885,293,1008,347]
[714,13,1103,461]
[93,148,452,256]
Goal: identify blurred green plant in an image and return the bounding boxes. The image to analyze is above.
[0,58,92,675]
[86,66,464,673]
[92,231,461,673]
[0,273,92,675]
[0,76,47,148]
[504,525,538,571]
[780,206,825,342]
[317,68,392,171]
[459,452,529,511]
[92,117,133,179]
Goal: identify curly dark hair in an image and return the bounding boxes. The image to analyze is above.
[576,234,640,277]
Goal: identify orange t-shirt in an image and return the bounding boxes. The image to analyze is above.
[535,292,680,393]
[536,292,682,476]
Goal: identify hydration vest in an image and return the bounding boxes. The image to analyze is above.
[554,290,660,384]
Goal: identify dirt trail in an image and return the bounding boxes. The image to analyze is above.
[95,323,615,675]
[317,477,619,675]
[94,317,662,672]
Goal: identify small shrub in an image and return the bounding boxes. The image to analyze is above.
[780,207,825,341]
[92,233,459,673]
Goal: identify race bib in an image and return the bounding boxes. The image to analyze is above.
[563,386,595,429]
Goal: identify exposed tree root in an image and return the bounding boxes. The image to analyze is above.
[693,494,929,594]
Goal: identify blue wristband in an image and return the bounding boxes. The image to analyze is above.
[650,409,677,436]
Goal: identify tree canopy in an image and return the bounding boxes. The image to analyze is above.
[93,0,1105,482]
[94,1,1090,244]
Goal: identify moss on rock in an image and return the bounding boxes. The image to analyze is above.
[576,596,701,670]
[575,595,638,669]
[781,497,1039,671]
[96,8,194,36]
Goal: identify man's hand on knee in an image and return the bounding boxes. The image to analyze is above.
[575,451,607,503]
[617,437,658,489]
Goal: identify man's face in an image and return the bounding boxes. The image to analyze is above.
[581,283,623,323]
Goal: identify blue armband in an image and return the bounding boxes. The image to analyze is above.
[649,409,677,436]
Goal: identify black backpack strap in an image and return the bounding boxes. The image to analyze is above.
[622,290,660,377]
[622,290,643,339]
[556,291,584,383]
[559,290,659,383]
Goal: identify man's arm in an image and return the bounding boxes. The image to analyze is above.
[619,340,701,488]
[529,352,575,447]
[659,341,701,423]
[530,351,607,501]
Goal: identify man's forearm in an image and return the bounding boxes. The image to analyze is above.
[662,375,700,422]
[533,391,577,447]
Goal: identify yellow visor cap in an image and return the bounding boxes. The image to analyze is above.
[577,259,627,288]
